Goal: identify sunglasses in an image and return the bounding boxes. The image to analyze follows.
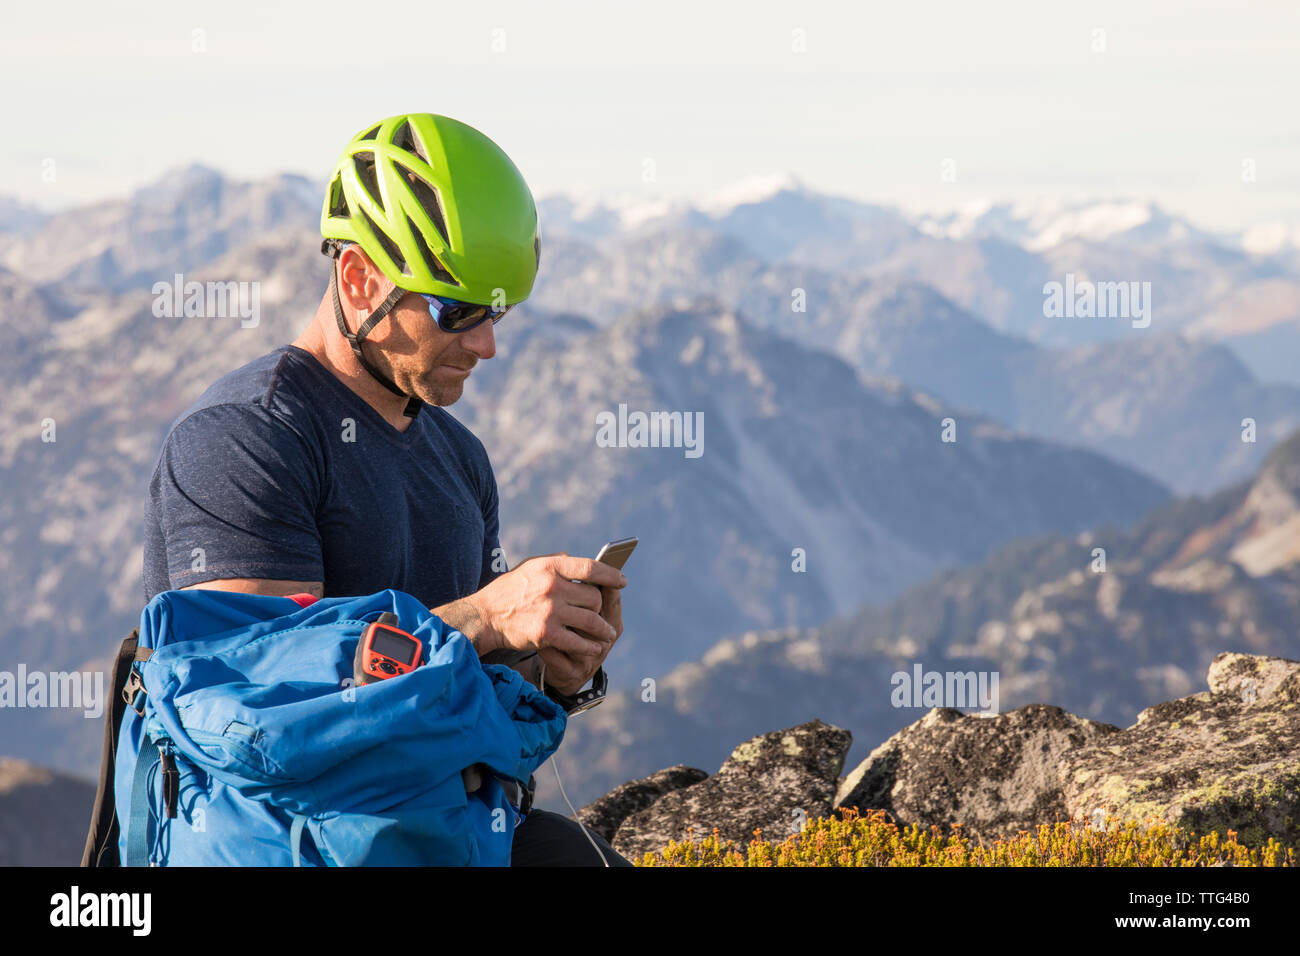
[415,292,513,334]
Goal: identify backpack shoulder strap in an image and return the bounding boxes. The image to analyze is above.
[81,627,143,867]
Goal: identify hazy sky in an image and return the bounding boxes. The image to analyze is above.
[3,0,1298,230]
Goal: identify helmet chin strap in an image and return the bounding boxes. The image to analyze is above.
[330,265,424,418]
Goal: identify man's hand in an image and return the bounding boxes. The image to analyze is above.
[434,553,626,696]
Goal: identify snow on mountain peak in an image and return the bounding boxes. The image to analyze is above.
[913,197,1201,251]
[1024,200,1156,251]
[537,186,684,233]
[1240,220,1300,256]
[699,172,807,214]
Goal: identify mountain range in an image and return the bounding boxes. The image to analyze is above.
[458,297,1169,685]
[539,180,1300,387]
[528,211,1300,493]
[0,262,1167,773]
[0,166,1296,791]
[543,431,1300,807]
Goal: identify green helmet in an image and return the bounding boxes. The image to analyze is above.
[321,113,540,304]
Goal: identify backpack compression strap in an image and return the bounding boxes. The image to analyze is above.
[81,629,143,867]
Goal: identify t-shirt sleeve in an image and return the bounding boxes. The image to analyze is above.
[149,403,325,589]
[477,454,507,591]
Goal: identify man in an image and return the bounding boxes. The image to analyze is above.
[143,113,630,866]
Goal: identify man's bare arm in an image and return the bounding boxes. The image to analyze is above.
[182,580,514,665]
[429,596,497,655]
[182,578,323,597]
[183,555,623,695]
[429,597,549,686]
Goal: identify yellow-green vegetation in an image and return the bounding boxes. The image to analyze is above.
[635,808,1298,867]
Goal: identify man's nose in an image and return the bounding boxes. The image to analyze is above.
[461,317,497,360]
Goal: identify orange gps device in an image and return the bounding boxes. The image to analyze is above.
[353,612,423,685]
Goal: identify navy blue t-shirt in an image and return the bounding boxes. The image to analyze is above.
[143,345,504,606]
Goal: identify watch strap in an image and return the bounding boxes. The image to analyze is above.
[545,666,607,715]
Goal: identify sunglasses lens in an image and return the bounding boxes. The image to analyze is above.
[448,304,511,332]
[443,305,489,331]
[422,294,510,332]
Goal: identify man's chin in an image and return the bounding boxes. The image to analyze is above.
[415,374,467,407]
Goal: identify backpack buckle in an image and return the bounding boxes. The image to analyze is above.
[122,669,147,716]
[121,648,153,716]
[496,773,535,816]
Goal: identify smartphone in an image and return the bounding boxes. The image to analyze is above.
[594,536,637,571]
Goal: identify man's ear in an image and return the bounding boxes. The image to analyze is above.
[338,248,385,308]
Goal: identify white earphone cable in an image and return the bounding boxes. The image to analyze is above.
[538,656,609,867]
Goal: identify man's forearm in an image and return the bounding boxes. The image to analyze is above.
[431,597,497,655]
[431,597,542,688]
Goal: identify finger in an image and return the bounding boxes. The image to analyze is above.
[555,605,617,645]
[538,616,607,658]
[552,577,604,613]
[598,585,623,632]
[547,556,627,589]
[536,647,587,691]
[517,551,568,567]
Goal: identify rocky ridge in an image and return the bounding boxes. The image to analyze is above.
[580,652,1300,859]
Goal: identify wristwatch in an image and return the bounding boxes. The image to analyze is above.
[545,666,608,715]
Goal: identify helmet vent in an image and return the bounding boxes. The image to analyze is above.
[534,235,541,270]
[352,152,384,212]
[406,214,460,287]
[392,120,430,165]
[358,124,381,142]
[397,163,449,246]
[360,207,410,277]
[327,174,349,219]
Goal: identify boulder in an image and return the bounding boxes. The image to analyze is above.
[577,765,709,843]
[1061,652,1300,848]
[611,720,852,860]
[585,653,1300,859]
[835,704,1119,843]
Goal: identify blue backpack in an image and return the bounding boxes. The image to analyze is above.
[80,587,566,866]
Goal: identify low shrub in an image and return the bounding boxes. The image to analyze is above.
[635,807,1298,867]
